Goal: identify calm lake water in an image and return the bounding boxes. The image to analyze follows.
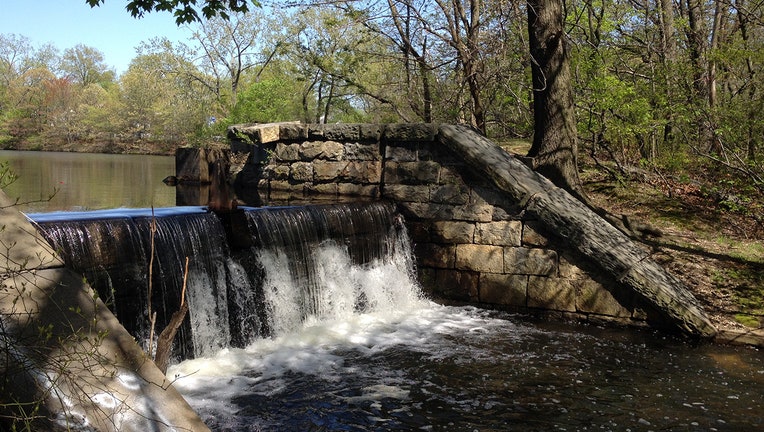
[0,150,175,212]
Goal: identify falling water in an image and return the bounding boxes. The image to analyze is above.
[29,202,412,359]
[243,202,418,336]
[32,207,236,359]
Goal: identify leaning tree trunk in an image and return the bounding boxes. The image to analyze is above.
[439,125,717,338]
[526,0,586,201]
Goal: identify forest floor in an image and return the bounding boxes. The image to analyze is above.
[581,164,764,337]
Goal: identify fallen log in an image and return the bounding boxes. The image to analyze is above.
[438,124,717,338]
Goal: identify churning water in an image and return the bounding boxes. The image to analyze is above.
[169,301,764,431]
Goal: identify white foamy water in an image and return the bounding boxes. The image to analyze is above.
[167,301,530,428]
[168,238,469,383]
[167,237,534,430]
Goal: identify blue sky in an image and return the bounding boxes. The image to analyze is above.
[0,0,193,74]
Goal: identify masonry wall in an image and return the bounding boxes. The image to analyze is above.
[230,122,655,327]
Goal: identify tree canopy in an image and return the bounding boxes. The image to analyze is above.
[85,0,260,24]
[0,0,760,213]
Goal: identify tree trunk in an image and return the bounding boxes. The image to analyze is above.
[737,0,758,162]
[658,0,677,149]
[658,0,677,61]
[526,0,586,201]
[686,0,708,98]
[706,0,727,155]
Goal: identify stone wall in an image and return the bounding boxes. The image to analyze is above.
[230,122,661,328]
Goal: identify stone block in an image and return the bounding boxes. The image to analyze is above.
[323,123,360,141]
[385,145,418,162]
[307,124,325,138]
[479,274,527,306]
[314,161,348,181]
[504,247,558,276]
[384,161,440,184]
[263,164,289,180]
[430,184,469,205]
[359,124,383,141]
[414,243,455,268]
[383,184,430,202]
[438,165,466,185]
[576,279,632,317]
[383,123,437,141]
[431,221,475,243]
[308,183,338,195]
[279,123,308,141]
[398,202,452,220]
[257,124,280,143]
[558,254,586,279]
[345,143,381,161]
[300,140,345,160]
[416,142,438,161]
[527,277,577,312]
[491,208,511,221]
[434,269,478,301]
[270,180,295,191]
[337,183,379,197]
[274,142,300,161]
[475,221,522,246]
[342,161,382,183]
[406,221,431,243]
[455,244,504,273]
[232,123,281,144]
[290,162,313,182]
[451,204,493,222]
[471,185,515,206]
[399,202,492,222]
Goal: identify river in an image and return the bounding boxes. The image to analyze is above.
[0,150,175,212]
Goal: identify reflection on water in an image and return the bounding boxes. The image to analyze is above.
[0,150,175,212]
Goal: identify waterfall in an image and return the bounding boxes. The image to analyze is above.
[244,202,420,337]
[29,202,419,361]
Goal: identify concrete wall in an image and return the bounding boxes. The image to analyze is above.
[230,122,658,328]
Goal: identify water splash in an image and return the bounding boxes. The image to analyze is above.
[30,202,414,359]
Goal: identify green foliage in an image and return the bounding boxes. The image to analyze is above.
[59,44,115,87]
[227,78,302,124]
[86,0,261,24]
